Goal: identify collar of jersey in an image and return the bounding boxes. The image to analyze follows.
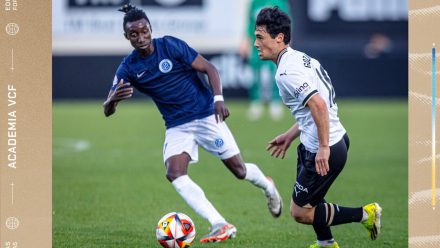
[276,47,289,66]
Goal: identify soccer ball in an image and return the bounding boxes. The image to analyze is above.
[156,212,196,248]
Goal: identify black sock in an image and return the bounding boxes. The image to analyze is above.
[312,224,333,241]
[312,202,333,240]
[313,203,363,227]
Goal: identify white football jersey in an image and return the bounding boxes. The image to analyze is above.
[275,47,346,152]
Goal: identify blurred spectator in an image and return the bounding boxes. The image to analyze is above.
[364,33,392,59]
[240,0,292,121]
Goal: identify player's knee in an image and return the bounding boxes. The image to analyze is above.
[290,204,312,224]
[166,171,186,182]
[222,155,247,179]
[231,163,246,179]
[291,210,309,224]
[290,206,300,222]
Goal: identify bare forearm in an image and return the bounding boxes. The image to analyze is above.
[284,123,300,142]
[206,64,222,96]
[191,55,223,96]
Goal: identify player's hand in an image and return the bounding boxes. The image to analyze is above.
[266,134,293,159]
[214,101,230,123]
[315,146,330,176]
[109,79,133,102]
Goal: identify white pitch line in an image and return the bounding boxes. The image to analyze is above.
[53,138,91,156]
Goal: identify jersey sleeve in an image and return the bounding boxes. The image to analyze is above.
[278,66,318,106]
[110,62,131,91]
[164,36,199,66]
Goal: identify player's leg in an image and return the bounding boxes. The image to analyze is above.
[166,155,227,227]
[292,135,382,247]
[196,115,282,217]
[289,201,340,248]
[308,200,382,245]
[163,124,230,238]
[311,134,381,240]
[312,199,334,247]
[222,154,282,217]
[165,153,236,243]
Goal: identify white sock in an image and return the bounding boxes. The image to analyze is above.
[244,163,274,195]
[361,209,368,222]
[317,239,335,246]
[172,175,226,226]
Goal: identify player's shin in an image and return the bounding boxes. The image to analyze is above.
[244,163,272,192]
[313,203,363,227]
[312,224,333,242]
[172,175,226,226]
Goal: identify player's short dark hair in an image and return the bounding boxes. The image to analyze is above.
[118,3,151,31]
[256,7,291,44]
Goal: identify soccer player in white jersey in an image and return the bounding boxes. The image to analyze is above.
[103,3,282,243]
[253,7,382,248]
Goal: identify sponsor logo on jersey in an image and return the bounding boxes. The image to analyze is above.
[214,138,224,148]
[303,55,311,68]
[159,59,173,73]
[293,82,310,98]
[294,181,309,197]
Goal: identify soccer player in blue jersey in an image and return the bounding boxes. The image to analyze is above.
[103,4,282,243]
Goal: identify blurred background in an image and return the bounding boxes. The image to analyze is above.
[53,0,408,100]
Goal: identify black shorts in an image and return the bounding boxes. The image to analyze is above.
[292,134,350,208]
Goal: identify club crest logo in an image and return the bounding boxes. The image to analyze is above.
[214,138,224,148]
[159,59,173,73]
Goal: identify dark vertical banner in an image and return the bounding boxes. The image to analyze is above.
[0,0,52,247]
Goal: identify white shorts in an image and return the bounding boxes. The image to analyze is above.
[163,115,240,163]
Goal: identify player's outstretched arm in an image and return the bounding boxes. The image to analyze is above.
[191,55,229,122]
[103,78,133,117]
[266,123,300,159]
[307,94,330,176]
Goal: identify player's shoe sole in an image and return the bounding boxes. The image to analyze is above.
[199,223,237,243]
[362,202,382,240]
[309,241,340,248]
[266,176,283,218]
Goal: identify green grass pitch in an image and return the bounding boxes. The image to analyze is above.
[53,99,407,247]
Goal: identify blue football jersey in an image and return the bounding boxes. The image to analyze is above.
[111,36,214,129]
